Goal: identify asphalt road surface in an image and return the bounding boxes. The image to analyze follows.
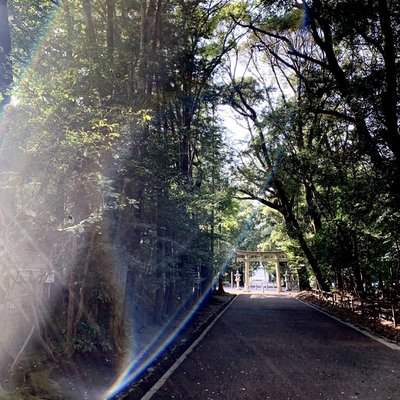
[147,294,400,400]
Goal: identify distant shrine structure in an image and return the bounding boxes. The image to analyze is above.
[235,249,288,293]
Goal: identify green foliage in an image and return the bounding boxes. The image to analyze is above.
[1,2,248,382]
[73,319,112,354]
[4,3,400,399]
[261,8,304,31]
[223,0,400,293]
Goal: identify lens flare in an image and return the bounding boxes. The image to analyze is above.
[104,148,283,399]
[104,286,213,399]
[1,2,285,399]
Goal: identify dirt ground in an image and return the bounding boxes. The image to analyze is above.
[295,291,400,345]
[0,292,235,400]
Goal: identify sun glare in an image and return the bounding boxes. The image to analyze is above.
[10,95,20,107]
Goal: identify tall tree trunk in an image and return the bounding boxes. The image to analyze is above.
[351,234,364,294]
[63,1,74,59]
[275,180,329,291]
[82,0,96,46]
[72,228,96,339]
[137,0,149,94]
[377,0,399,154]
[291,216,328,291]
[308,7,386,168]
[304,181,322,233]
[106,0,115,59]
[154,190,167,323]
[0,0,12,110]
[65,235,77,355]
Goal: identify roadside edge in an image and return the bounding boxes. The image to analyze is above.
[296,297,400,351]
[140,295,238,400]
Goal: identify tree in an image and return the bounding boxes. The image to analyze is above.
[224,0,400,294]
[0,0,12,109]
[1,2,243,392]
[220,67,329,289]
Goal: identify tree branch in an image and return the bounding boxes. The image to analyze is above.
[231,16,329,69]
[238,189,280,211]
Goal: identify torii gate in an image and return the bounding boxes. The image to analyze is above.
[235,249,288,293]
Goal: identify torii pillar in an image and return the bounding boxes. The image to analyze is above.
[275,257,282,293]
[236,250,287,294]
[244,254,250,292]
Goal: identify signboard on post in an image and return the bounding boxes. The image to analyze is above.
[45,272,55,284]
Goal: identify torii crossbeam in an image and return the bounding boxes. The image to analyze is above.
[235,250,288,293]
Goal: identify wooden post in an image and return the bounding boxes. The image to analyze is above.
[245,254,250,293]
[360,298,364,317]
[275,259,282,293]
[392,304,397,328]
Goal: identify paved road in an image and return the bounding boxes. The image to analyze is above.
[148,294,400,400]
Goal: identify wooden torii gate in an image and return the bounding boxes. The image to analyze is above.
[236,249,288,293]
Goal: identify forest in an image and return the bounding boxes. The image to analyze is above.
[0,0,399,399]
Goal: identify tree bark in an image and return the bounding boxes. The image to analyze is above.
[65,235,77,355]
[63,0,74,59]
[377,0,399,150]
[106,0,115,59]
[274,178,329,291]
[0,0,12,110]
[82,0,96,46]
[72,228,96,340]
[137,0,149,94]
[288,213,328,291]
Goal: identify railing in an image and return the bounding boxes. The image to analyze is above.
[311,289,398,327]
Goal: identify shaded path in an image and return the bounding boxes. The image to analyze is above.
[147,294,400,400]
